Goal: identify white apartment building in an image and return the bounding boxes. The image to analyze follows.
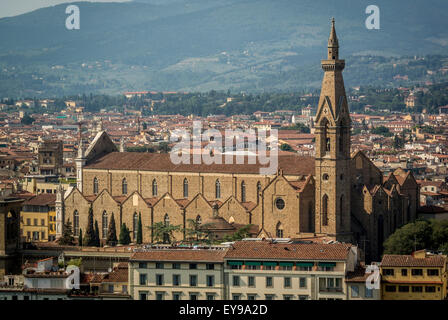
[224,240,359,300]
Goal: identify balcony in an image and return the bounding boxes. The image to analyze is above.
[319,287,343,293]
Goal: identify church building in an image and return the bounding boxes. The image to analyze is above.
[56,20,419,262]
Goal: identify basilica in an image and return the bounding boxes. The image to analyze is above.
[56,20,419,262]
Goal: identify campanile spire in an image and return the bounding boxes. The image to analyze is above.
[314,18,352,242]
[328,18,339,60]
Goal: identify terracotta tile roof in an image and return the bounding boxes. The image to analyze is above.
[231,223,259,235]
[84,195,97,202]
[417,180,444,188]
[144,197,159,206]
[101,265,128,283]
[175,199,190,208]
[89,273,106,283]
[241,201,257,212]
[418,205,448,214]
[23,193,56,206]
[113,196,127,204]
[208,200,223,207]
[224,241,353,261]
[346,265,369,282]
[130,248,229,263]
[11,191,35,200]
[200,216,236,231]
[381,254,446,267]
[80,273,96,284]
[85,152,314,176]
[288,179,308,191]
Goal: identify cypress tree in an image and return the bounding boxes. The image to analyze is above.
[58,220,75,245]
[85,206,96,246]
[137,213,143,244]
[119,223,131,245]
[94,220,101,247]
[107,213,118,246]
[78,228,83,246]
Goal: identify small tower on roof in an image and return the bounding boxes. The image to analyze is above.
[328,17,339,60]
[119,137,125,152]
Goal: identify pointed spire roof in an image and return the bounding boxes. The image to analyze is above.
[328,17,339,47]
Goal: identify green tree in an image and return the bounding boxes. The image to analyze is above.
[283,123,310,133]
[280,143,293,152]
[158,142,171,153]
[78,228,83,247]
[94,220,101,247]
[57,220,75,245]
[185,219,211,242]
[371,126,393,137]
[119,223,131,245]
[107,213,118,246]
[383,220,433,255]
[222,224,254,242]
[21,114,35,125]
[393,134,405,149]
[84,206,96,246]
[67,258,82,267]
[136,213,143,244]
[148,222,182,244]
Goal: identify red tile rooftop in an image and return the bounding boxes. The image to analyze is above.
[224,240,353,261]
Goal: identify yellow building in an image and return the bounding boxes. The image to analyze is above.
[23,175,61,195]
[20,194,56,242]
[380,250,447,300]
[89,262,131,300]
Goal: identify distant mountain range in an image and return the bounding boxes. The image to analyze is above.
[0,0,447,97]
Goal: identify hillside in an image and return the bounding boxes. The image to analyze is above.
[0,0,447,97]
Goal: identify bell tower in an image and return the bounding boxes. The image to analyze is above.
[314,19,352,241]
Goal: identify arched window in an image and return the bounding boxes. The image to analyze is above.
[152,179,157,197]
[73,210,79,236]
[241,181,246,203]
[339,132,344,153]
[340,195,344,226]
[257,181,261,202]
[407,200,411,222]
[276,222,284,238]
[215,180,221,199]
[133,212,138,239]
[183,178,188,198]
[122,178,127,195]
[322,195,328,226]
[102,211,108,239]
[322,119,330,153]
[93,177,98,194]
[392,210,397,231]
[378,215,384,256]
[196,215,202,226]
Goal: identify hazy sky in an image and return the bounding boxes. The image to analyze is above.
[0,0,131,18]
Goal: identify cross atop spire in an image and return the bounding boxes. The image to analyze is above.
[328,18,339,60]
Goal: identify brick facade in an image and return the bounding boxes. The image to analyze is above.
[59,21,418,262]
